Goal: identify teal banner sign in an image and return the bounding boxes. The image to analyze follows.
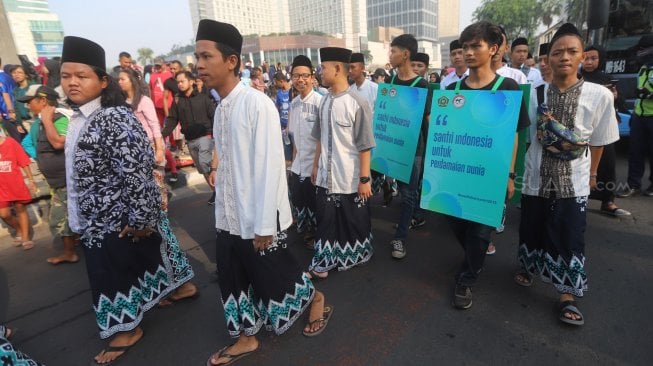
[420,89,523,227]
[371,83,427,183]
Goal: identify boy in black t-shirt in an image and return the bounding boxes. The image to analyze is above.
[387,34,433,260]
[445,21,530,310]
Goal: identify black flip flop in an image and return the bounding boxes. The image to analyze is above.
[302,304,334,337]
[558,300,585,326]
[206,343,259,366]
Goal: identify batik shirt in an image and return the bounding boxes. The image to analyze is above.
[69,102,160,247]
[523,81,619,198]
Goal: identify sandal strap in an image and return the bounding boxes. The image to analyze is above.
[559,301,583,318]
[103,344,133,353]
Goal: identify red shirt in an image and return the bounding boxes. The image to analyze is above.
[0,137,32,202]
[149,70,173,109]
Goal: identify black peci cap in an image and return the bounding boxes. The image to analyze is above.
[412,52,429,65]
[349,52,365,64]
[291,55,313,71]
[196,19,243,55]
[320,47,352,63]
[61,36,106,71]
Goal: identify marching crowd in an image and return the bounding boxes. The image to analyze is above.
[0,15,652,366]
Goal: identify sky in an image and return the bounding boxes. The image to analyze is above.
[48,0,482,69]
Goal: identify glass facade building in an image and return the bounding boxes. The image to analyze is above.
[366,0,439,42]
[2,0,64,60]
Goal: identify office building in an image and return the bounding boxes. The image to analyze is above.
[2,0,64,61]
[288,0,367,51]
[189,0,290,36]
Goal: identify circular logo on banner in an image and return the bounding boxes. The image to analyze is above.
[389,88,397,97]
[453,95,465,108]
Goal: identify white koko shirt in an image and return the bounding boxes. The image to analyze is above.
[288,90,322,177]
[213,83,292,238]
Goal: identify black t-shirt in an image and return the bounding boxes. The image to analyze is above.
[389,75,433,157]
[164,77,180,95]
[447,74,530,132]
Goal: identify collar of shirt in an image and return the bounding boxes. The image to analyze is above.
[76,97,102,119]
[354,79,369,90]
[300,89,315,102]
[220,82,245,107]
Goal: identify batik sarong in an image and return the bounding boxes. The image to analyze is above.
[215,230,315,337]
[310,187,374,272]
[517,194,588,297]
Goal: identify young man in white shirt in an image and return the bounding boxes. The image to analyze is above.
[348,52,378,110]
[309,47,376,279]
[288,55,322,248]
[517,23,619,326]
[196,20,332,366]
[511,37,543,84]
[440,40,469,89]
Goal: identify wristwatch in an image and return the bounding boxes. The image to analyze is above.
[509,172,517,180]
[359,176,371,184]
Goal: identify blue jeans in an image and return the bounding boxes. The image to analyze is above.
[627,114,653,189]
[394,156,423,240]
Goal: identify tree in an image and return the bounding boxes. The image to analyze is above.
[137,47,154,65]
[362,49,373,63]
[538,0,564,28]
[473,0,563,43]
[565,0,588,30]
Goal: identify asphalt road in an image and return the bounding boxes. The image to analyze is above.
[1,143,652,366]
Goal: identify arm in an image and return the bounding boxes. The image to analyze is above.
[39,105,66,149]
[2,92,15,120]
[22,165,38,194]
[252,100,285,238]
[141,97,163,139]
[507,133,519,199]
[358,149,372,199]
[163,89,171,117]
[589,146,604,189]
[208,146,219,187]
[106,112,160,233]
[161,100,179,137]
[311,141,321,185]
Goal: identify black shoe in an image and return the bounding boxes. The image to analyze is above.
[616,187,638,198]
[208,192,216,205]
[169,172,179,183]
[645,185,653,197]
[452,284,473,310]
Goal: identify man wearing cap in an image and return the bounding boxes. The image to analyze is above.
[440,40,469,89]
[194,20,332,365]
[308,46,375,278]
[288,55,322,249]
[60,36,194,364]
[518,23,619,326]
[386,34,432,259]
[619,34,653,197]
[511,37,543,84]
[411,52,430,78]
[349,52,378,111]
[17,85,78,265]
[494,29,528,84]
